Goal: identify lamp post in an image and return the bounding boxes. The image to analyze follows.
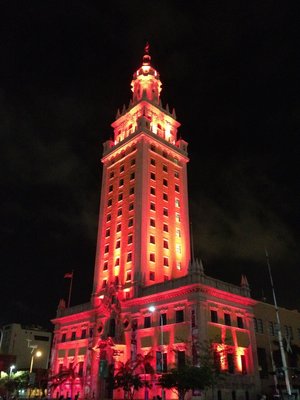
[149,306,165,400]
[9,365,15,377]
[30,350,42,373]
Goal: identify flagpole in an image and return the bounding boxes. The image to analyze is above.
[67,270,74,308]
[265,249,292,397]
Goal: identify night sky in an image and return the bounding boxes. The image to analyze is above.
[1,1,299,329]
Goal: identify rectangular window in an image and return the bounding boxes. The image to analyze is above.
[120,165,124,172]
[119,178,124,186]
[175,198,180,207]
[103,261,108,271]
[150,172,156,180]
[176,228,181,237]
[175,184,180,192]
[78,361,84,377]
[115,258,120,266]
[176,309,184,323]
[106,214,111,222]
[211,310,218,323]
[144,316,151,328]
[115,240,121,249]
[163,151,167,158]
[149,271,155,281]
[241,355,247,374]
[163,224,168,232]
[127,253,132,262]
[71,332,76,341]
[116,224,121,232]
[129,187,134,195]
[126,271,132,281]
[150,218,156,227]
[150,187,156,195]
[163,193,168,201]
[176,244,181,254]
[105,229,110,237]
[129,202,134,211]
[131,158,136,166]
[254,318,264,334]
[163,208,168,216]
[61,333,66,342]
[176,261,181,270]
[269,321,275,336]
[118,193,123,201]
[107,198,112,207]
[150,202,156,211]
[163,239,169,249]
[102,279,107,288]
[163,165,168,172]
[104,244,109,253]
[117,208,122,216]
[224,313,231,326]
[163,179,168,186]
[109,185,113,192]
[177,351,185,368]
[150,158,156,165]
[128,218,133,227]
[176,213,180,222]
[130,172,135,180]
[109,171,114,179]
[150,253,155,262]
[163,257,169,267]
[128,234,133,244]
[81,329,87,339]
[150,235,155,244]
[174,171,179,178]
[237,316,244,329]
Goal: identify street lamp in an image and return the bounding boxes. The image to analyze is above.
[30,350,42,373]
[149,306,165,400]
[9,365,15,376]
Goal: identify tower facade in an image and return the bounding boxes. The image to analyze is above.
[92,48,190,302]
[49,49,261,400]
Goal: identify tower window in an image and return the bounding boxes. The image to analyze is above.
[150,218,156,227]
[106,214,111,222]
[107,199,112,207]
[160,313,167,325]
[128,234,133,244]
[115,240,121,249]
[103,261,108,271]
[115,258,120,266]
[175,184,180,192]
[102,279,107,288]
[117,208,122,217]
[176,262,181,270]
[162,151,167,158]
[150,253,155,262]
[163,179,168,187]
[131,158,136,166]
[150,158,156,166]
[163,208,168,216]
[163,239,169,249]
[176,213,180,222]
[149,271,155,281]
[176,244,182,254]
[118,193,123,201]
[150,235,155,244]
[175,310,184,323]
[119,179,124,186]
[150,202,156,211]
[150,187,156,195]
[129,187,135,195]
[104,244,109,253]
[105,229,110,237]
[150,172,156,180]
[163,165,168,172]
[163,257,169,267]
[163,224,168,232]
[109,171,114,179]
[174,171,179,178]
[120,165,124,173]
[130,172,135,180]
[129,202,134,211]
[176,228,181,237]
[224,313,231,326]
[127,253,132,262]
[237,316,244,329]
[126,271,132,281]
[109,185,113,192]
[116,224,121,232]
[128,218,134,227]
[163,193,168,201]
[144,316,151,328]
[151,145,156,152]
[175,198,180,207]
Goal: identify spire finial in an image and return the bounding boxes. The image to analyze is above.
[145,42,150,54]
[143,43,151,66]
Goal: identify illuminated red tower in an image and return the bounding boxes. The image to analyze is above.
[92,46,190,302]
[49,47,261,400]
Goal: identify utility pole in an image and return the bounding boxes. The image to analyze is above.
[265,249,292,397]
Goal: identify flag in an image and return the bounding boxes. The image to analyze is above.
[64,272,73,279]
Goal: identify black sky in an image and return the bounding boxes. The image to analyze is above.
[1,1,299,329]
